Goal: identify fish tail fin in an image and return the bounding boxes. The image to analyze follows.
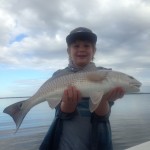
[3,100,30,132]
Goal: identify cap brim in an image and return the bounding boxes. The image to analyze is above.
[66,32,97,45]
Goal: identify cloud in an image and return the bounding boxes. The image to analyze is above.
[0,9,15,45]
[0,0,150,76]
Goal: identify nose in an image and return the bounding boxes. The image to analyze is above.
[78,45,87,51]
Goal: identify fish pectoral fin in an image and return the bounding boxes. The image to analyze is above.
[47,98,61,108]
[90,91,104,104]
[89,101,100,113]
[89,91,104,112]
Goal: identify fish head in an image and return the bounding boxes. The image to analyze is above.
[126,75,142,93]
[109,71,142,93]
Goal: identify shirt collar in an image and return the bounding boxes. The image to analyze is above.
[67,62,97,72]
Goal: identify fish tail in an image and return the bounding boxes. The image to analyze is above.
[3,100,30,132]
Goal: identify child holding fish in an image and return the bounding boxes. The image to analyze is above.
[39,27,125,150]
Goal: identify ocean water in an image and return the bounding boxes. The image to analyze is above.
[110,94,150,149]
[0,94,150,150]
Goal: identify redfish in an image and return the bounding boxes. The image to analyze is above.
[3,70,141,132]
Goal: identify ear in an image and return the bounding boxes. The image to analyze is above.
[92,48,96,60]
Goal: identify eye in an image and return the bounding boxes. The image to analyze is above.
[73,44,79,48]
[84,44,91,48]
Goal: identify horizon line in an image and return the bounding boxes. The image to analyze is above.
[0,92,150,99]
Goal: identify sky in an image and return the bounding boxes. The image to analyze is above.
[0,0,150,97]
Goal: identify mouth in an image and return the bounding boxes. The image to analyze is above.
[77,55,88,59]
[130,82,142,90]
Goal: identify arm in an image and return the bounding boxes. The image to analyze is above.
[90,87,125,150]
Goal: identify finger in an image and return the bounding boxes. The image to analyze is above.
[72,86,81,103]
[67,86,79,102]
[117,87,125,98]
[105,88,117,100]
[76,89,82,102]
[67,86,73,102]
[62,89,68,102]
[106,87,121,101]
[109,90,117,101]
[112,87,125,100]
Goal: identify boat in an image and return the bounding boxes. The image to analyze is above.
[126,141,150,150]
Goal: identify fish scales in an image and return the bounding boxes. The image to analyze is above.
[35,72,88,95]
[28,72,83,104]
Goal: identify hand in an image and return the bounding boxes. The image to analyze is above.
[104,87,125,102]
[94,87,125,116]
[60,86,81,113]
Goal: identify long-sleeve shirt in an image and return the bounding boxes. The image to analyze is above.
[39,63,113,150]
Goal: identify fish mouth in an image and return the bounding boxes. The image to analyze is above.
[133,83,141,88]
[130,82,142,91]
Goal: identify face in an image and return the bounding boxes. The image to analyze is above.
[68,40,96,67]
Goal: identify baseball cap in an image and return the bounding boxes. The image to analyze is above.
[66,27,97,45]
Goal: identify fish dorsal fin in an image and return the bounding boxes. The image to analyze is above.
[87,71,107,82]
[89,91,104,112]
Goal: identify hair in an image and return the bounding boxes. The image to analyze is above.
[67,39,96,50]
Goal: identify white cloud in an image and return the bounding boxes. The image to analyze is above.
[0,33,68,70]
[0,0,149,83]
[0,9,15,45]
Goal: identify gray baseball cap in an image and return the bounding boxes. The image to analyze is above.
[66,27,97,45]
